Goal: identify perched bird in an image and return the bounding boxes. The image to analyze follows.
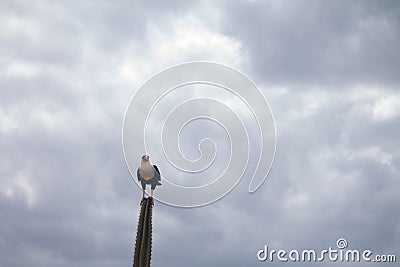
[137,155,162,203]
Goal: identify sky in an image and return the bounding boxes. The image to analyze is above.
[1,0,400,266]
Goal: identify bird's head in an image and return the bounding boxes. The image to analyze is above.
[141,155,150,162]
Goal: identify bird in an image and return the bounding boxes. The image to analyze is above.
[137,155,162,204]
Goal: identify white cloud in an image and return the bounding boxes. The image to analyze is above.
[5,60,39,77]
[344,146,393,167]
[2,171,38,208]
[117,14,245,87]
[373,96,400,121]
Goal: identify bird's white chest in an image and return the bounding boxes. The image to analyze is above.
[140,163,154,181]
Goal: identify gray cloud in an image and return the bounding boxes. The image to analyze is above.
[220,0,400,88]
[1,0,399,267]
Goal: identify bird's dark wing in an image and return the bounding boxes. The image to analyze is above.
[153,165,160,175]
[152,165,161,181]
[137,167,142,181]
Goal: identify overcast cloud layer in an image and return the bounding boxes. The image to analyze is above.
[1,1,399,266]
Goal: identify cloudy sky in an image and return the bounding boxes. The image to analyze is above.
[1,0,400,266]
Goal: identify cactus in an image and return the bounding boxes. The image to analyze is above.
[133,198,153,267]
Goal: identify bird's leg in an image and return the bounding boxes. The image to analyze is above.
[140,189,145,205]
[150,189,154,205]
